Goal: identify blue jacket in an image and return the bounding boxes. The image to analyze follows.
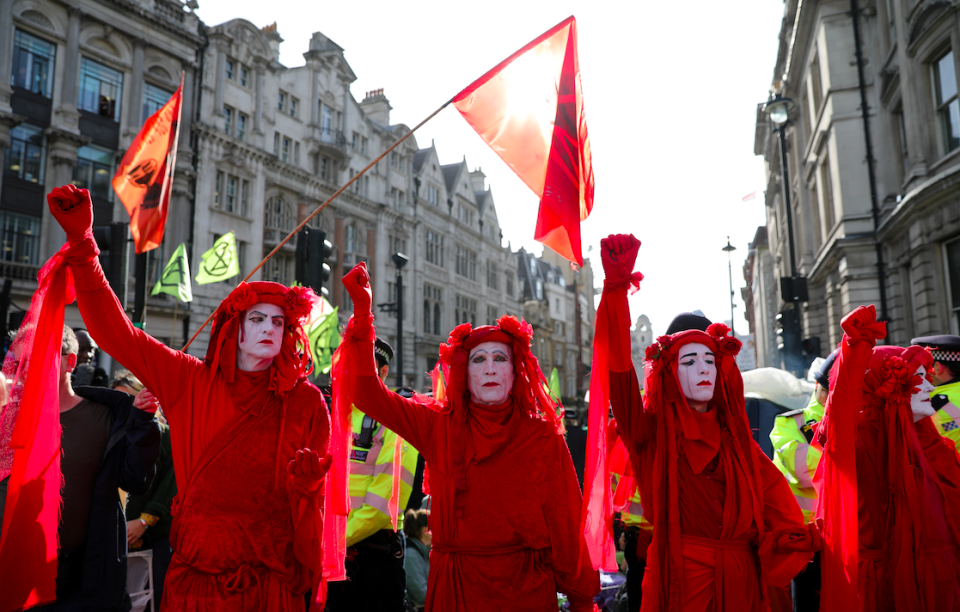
[73,386,161,612]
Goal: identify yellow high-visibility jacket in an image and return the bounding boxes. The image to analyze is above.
[931,380,960,457]
[610,454,652,533]
[346,408,420,547]
[770,393,824,522]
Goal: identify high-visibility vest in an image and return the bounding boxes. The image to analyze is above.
[346,408,420,547]
[931,380,960,457]
[770,393,824,522]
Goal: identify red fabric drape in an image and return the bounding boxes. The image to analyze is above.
[814,305,885,612]
[0,245,75,612]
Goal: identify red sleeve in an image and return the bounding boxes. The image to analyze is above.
[545,432,600,610]
[916,417,960,544]
[289,386,332,574]
[62,236,199,417]
[754,442,814,587]
[610,368,654,449]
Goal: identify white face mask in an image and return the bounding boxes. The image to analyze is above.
[911,365,937,422]
[238,302,285,366]
[467,341,515,405]
[676,342,717,410]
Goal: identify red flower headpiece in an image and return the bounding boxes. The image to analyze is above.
[863,345,933,410]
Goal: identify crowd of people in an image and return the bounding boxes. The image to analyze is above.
[3,187,960,612]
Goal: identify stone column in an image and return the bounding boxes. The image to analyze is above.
[126,38,145,139]
[56,7,81,130]
[41,132,84,258]
[0,0,16,111]
[310,71,319,126]
[213,46,224,116]
[254,62,264,134]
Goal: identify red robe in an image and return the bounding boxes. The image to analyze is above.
[63,243,330,612]
[345,330,599,611]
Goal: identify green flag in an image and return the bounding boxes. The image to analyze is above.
[196,232,240,284]
[549,367,562,403]
[151,243,193,302]
[306,307,340,375]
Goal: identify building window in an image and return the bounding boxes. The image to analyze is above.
[555,345,563,366]
[424,285,443,335]
[223,105,234,135]
[12,29,55,98]
[391,187,405,210]
[896,108,909,176]
[363,175,369,198]
[361,137,368,155]
[458,205,474,225]
[4,124,44,183]
[427,184,439,206]
[455,245,477,280]
[388,234,408,256]
[555,321,564,336]
[225,175,237,212]
[386,281,405,319]
[72,145,113,201]
[273,132,281,155]
[819,153,835,232]
[320,157,329,180]
[391,152,404,171]
[884,0,897,47]
[290,97,299,118]
[486,261,499,290]
[294,142,300,166]
[237,113,248,141]
[264,253,294,286]
[225,59,235,80]
[264,196,294,244]
[343,224,365,268]
[426,230,444,266]
[487,304,498,325]
[79,57,123,120]
[282,137,291,162]
[535,280,543,300]
[278,91,286,112]
[240,66,249,87]
[455,295,477,325]
[506,271,514,297]
[321,104,333,140]
[0,211,41,265]
[810,52,824,117]
[933,50,960,154]
[214,171,223,208]
[352,132,359,150]
[143,83,172,123]
[808,178,822,252]
[240,179,250,217]
[945,237,960,333]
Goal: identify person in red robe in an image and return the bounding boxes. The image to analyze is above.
[335,262,599,612]
[815,305,960,611]
[593,234,819,612]
[45,184,332,612]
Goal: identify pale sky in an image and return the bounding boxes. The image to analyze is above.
[195,0,783,337]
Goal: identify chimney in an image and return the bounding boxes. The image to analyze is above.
[469,166,486,193]
[360,88,391,125]
[262,23,283,62]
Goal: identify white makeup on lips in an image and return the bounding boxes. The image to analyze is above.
[237,302,285,370]
[676,342,717,413]
[911,365,937,422]
[467,341,515,405]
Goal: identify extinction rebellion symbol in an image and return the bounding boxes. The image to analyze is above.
[203,241,234,277]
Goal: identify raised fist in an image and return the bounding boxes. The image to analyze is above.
[600,234,641,283]
[840,305,886,345]
[47,185,94,242]
[343,262,373,316]
[287,448,333,493]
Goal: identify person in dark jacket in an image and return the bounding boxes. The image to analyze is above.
[33,326,161,612]
[123,386,175,612]
[402,509,430,611]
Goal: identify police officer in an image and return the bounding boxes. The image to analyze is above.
[911,335,960,453]
[326,338,420,612]
[769,349,837,612]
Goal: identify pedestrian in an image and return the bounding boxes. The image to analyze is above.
[769,349,836,612]
[817,306,960,610]
[325,338,419,612]
[71,328,110,388]
[45,184,332,612]
[337,262,599,611]
[589,234,820,612]
[911,334,960,454]
[402,509,430,611]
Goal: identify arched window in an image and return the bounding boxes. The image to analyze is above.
[264,196,293,244]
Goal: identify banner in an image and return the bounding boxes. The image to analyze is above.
[196,233,240,285]
[151,243,192,302]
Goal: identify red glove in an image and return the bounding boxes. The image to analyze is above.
[342,262,373,316]
[132,388,159,415]
[775,521,823,553]
[47,185,94,242]
[840,305,886,344]
[287,448,333,493]
[601,234,641,287]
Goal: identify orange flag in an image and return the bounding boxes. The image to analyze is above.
[453,16,594,265]
[112,75,183,254]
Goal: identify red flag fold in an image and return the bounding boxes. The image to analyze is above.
[112,76,183,254]
[453,16,594,265]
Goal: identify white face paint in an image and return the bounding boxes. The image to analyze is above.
[911,365,937,422]
[237,302,284,371]
[467,341,515,405]
[676,342,717,412]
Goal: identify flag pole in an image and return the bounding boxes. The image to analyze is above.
[171,300,178,346]
[182,98,452,352]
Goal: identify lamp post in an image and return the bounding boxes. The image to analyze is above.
[392,252,409,386]
[762,94,805,374]
[722,237,736,338]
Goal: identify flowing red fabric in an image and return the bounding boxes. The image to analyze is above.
[0,245,75,612]
[580,264,642,572]
[814,305,885,612]
[112,76,182,253]
[452,16,594,265]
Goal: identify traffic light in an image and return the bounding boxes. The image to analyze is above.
[776,308,805,375]
[92,222,130,304]
[295,228,333,298]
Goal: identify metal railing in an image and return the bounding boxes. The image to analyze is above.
[0,260,41,282]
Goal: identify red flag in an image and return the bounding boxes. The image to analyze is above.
[453,16,594,265]
[0,246,75,612]
[112,75,183,254]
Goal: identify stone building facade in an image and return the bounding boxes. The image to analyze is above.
[753,0,960,358]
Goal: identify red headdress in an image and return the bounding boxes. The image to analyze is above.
[204,281,318,394]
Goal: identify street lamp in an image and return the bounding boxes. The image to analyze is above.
[722,237,736,338]
[762,94,806,375]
